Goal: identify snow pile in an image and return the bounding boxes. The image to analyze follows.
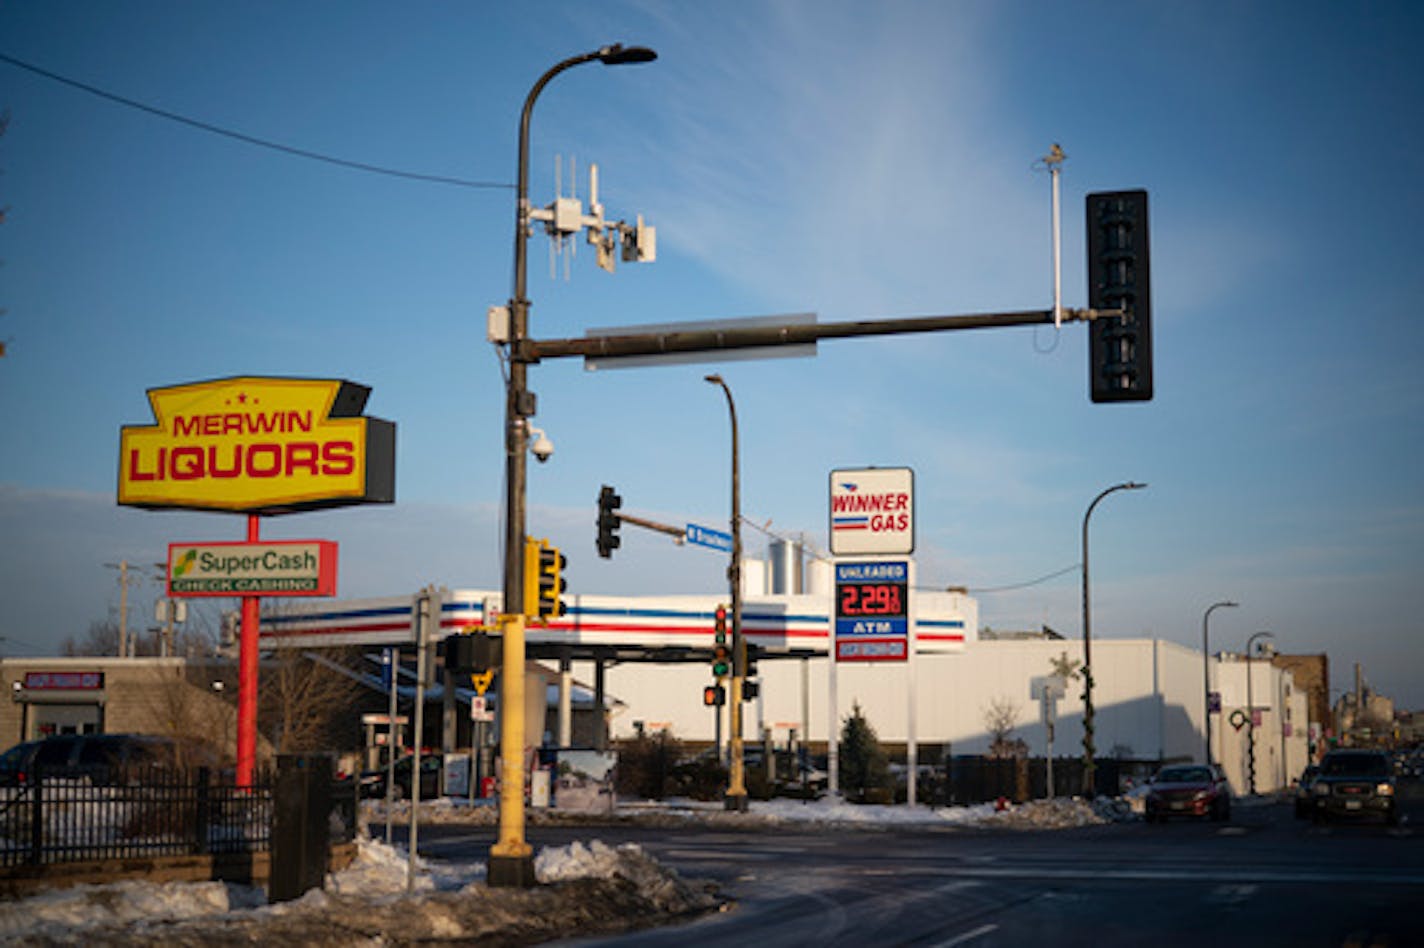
[612,795,1131,830]
[0,877,265,941]
[0,837,719,945]
[535,840,713,915]
[975,797,1118,829]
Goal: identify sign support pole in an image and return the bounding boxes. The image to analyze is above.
[236,513,261,787]
[907,578,917,807]
[827,649,839,796]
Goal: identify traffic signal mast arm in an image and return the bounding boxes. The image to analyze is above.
[525,306,1123,363]
[617,510,688,540]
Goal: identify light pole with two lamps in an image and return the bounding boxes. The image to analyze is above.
[1080,480,1146,796]
[704,374,749,811]
[1201,600,1238,766]
[492,42,656,889]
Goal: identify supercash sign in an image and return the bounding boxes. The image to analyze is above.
[118,377,395,514]
[829,466,914,555]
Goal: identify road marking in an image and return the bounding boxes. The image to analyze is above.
[914,864,1424,886]
[1208,883,1258,906]
[932,923,998,947]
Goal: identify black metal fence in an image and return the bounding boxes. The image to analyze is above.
[0,767,357,869]
[939,756,1145,805]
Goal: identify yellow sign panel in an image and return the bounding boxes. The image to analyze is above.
[118,376,395,515]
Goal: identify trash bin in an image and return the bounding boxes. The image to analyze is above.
[270,754,334,903]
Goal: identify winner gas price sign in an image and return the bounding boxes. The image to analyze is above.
[834,559,911,662]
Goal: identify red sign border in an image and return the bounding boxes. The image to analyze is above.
[166,539,338,598]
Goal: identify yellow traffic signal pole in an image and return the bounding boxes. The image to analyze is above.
[490,611,531,881]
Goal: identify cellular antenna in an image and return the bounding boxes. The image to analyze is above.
[1038,143,1067,328]
[526,158,655,282]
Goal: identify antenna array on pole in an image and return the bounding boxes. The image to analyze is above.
[529,157,656,281]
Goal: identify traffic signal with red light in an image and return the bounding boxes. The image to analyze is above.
[703,684,726,707]
[1087,190,1153,403]
[712,604,730,677]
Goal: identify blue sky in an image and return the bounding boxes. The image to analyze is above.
[1,2,1421,708]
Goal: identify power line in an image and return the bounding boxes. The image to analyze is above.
[968,563,1082,594]
[0,51,514,191]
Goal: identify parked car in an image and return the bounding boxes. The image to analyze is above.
[359,753,443,800]
[0,733,219,787]
[1143,764,1231,822]
[1309,749,1397,825]
[1294,764,1321,818]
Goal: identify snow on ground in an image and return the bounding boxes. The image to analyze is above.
[0,795,1135,944]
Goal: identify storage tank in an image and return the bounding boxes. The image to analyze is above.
[768,538,804,594]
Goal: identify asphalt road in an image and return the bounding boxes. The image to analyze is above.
[412,786,1424,948]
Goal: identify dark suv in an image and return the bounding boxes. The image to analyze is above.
[1309,749,1398,825]
[0,734,216,787]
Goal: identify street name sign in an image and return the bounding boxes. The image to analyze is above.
[685,522,733,552]
[829,467,914,555]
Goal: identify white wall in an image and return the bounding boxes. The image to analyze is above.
[603,638,1217,767]
[1212,656,1310,795]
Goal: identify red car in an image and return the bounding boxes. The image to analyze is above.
[1144,764,1232,822]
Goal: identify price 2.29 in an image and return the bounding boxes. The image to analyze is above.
[838,582,906,617]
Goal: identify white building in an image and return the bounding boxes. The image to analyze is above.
[604,636,1306,795]
[264,572,1308,795]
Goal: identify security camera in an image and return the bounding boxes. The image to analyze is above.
[528,426,554,463]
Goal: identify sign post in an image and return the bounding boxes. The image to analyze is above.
[827,466,918,803]
[118,376,395,788]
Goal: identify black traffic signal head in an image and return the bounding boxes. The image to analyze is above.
[1086,189,1153,403]
[703,684,725,707]
[596,485,623,559]
[714,604,728,644]
[743,680,759,701]
[447,631,498,674]
[745,642,759,677]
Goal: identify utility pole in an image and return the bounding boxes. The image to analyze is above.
[489,41,656,891]
[104,561,133,658]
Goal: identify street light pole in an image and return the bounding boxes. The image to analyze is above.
[705,374,748,811]
[1202,600,1238,766]
[1244,631,1274,796]
[491,43,655,890]
[1080,480,1146,796]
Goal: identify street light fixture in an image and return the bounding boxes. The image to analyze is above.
[704,373,749,812]
[1202,600,1238,766]
[1080,480,1146,796]
[493,42,656,890]
[1245,631,1275,795]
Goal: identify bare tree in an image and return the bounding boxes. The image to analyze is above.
[983,696,1027,759]
[62,620,121,656]
[138,665,235,768]
[259,648,365,755]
